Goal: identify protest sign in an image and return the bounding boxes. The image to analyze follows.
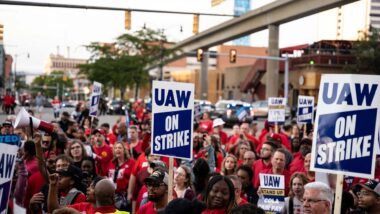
[311,74,380,178]
[151,81,194,160]
[0,135,20,213]
[258,174,285,214]
[297,95,314,124]
[268,97,286,124]
[89,81,102,117]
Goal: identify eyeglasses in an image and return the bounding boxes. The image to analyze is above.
[244,157,254,161]
[261,148,271,151]
[303,198,327,204]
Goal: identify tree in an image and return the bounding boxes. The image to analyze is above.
[345,27,380,74]
[79,28,176,100]
[31,70,74,99]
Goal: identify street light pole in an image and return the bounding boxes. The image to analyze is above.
[13,52,30,91]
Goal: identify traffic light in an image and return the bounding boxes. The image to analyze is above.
[0,24,3,41]
[196,48,203,62]
[193,14,199,34]
[125,11,131,30]
[229,49,237,63]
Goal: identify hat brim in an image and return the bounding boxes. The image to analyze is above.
[358,184,380,196]
[144,176,161,184]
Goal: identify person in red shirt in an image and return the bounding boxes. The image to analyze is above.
[228,175,248,206]
[137,169,169,214]
[56,165,86,205]
[108,142,135,195]
[100,123,117,145]
[92,129,113,176]
[253,141,277,188]
[212,118,228,146]
[201,175,236,214]
[256,148,291,195]
[127,125,143,160]
[228,123,259,153]
[289,138,312,175]
[198,112,213,134]
[3,90,15,114]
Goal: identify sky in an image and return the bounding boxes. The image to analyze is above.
[0,0,368,78]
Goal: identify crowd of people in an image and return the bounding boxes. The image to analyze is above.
[1,99,380,214]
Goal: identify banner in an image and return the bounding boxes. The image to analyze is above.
[0,135,21,213]
[268,97,286,124]
[89,81,102,117]
[297,95,314,124]
[151,81,194,160]
[258,174,285,214]
[311,74,380,178]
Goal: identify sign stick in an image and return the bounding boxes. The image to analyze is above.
[168,157,174,203]
[274,123,279,134]
[303,124,307,138]
[333,174,344,214]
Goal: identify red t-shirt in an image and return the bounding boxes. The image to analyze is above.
[238,198,249,205]
[199,119,213,134]
[252,159,272,188]
[108,159,136,193]
[93,144,113,176]
[288,152,306,175]
[107,133,117,145]
[132,153,148,176]
[218,130,228,145]
[24,172,46,210]
[202,208,227,214]
[137,201,157,214]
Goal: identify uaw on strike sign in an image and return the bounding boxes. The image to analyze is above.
[0,135,21,213]
[151,81,194,160]
[311,74,380,178]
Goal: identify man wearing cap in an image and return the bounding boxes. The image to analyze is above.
[355,179,380,213]
[53,164,86,206]
[212,118,228,146]
[92,129,113,176]
[137,169,169,214]
[1,121,14,134]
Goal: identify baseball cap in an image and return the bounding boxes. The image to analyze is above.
[358,179,380,196]
[149,160,167,170]
[144,169,169,185]
[2,120,12,127]
[57,164,83,182]
[213,118,225,128]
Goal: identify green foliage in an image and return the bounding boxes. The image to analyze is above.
[79,28,176,99]
[31,70,74,99]
[345,27,380,74]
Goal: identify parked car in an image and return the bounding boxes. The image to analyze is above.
[221,102,254,127]
[213,100,244,119]
[107,99,126,115]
